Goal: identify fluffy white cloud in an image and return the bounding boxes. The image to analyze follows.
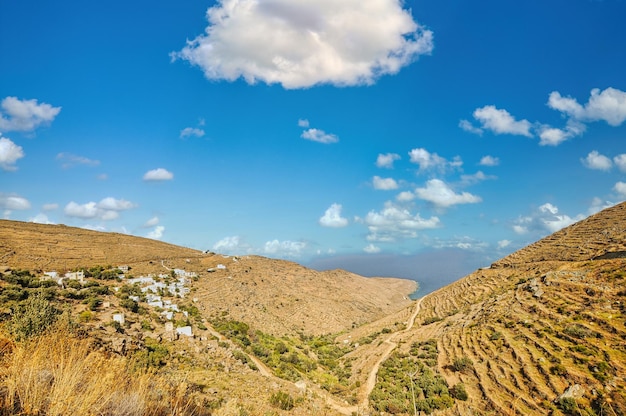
[408,148,461,172]
[301,128,339,144]
[372,176,398,190]
[65,201,98,219]
[548,87,626,126]
[180,127,205,138]
[97,197,136,211]
[173,0,433,89]
[298,119,310,128]
[0,136,24,171]
[614,182,626,198]
[479,155,499,166]
[143,168,174,181]
[581,150,612,171]
[30,213,54,224]
[363,243,381,254]
[376,153,401,168]
[213,236,247,252]
[513,203,583,235]
[0,97,61,132]
[319,203,348,228]
[64,197,136,220]
[471,105,532,137]
[56,152,100,169]
[458,119,483,135]
[497,239,511,249]
[358,201,439,242]
[263,239,306,258]
[536,120,585,146]
[588,197,614,215]
[146,226,165,240]
[396,191,415,202]
[0,194,31,210]
[614,154,626,172]
[414,179,481,208]
[143,216,160,227]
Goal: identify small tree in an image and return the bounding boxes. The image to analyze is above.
[9,292,59,340]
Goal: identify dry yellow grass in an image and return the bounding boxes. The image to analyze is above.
[0,326,207,416]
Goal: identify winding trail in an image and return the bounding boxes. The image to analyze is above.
[202,296,424,415]
[329,296,425,415]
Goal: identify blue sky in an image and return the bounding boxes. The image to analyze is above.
[1,0,626,284]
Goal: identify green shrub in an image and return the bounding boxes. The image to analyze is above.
[9,292,60,340]
[450,383,468,401]
[451,356,473,373]
[269,391,294,410]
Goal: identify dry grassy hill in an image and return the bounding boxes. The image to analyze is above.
[382,201,626,415]
[2,201,626,416]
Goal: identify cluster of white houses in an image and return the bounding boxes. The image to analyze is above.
[43,266,200,338]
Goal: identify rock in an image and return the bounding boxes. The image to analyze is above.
[295,380,307,393]
[557,384,585,401]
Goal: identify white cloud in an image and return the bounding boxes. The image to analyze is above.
[81,224,107,232]
[460,171,495,186]
[0,136,24,171]
[42,203,58,211]
[513,203,584,235]
[363,243,381,254]
[56,152,100,169]
[173,0,433,89]
[319,203,348,228]
[30,213,55,224]
[143,216,160,227]
[301,128,339,144]
[372,176,398,190]
[97,197,136,211]
[408,148,461,172]
[143,168,174,181]
[358,201,440,242]
[536,120,585,146]
[497,240,511,249]
[614,182,626,198]
[414,179,481,208]
[471,105,532,137]
[396,191,415,202]
[64,202,99,219]
[263,239,306,258]
[581,150,612,171]
[614,154,626,173]
[0,96,61,132]
[298,119,310,128]
[64,197,136,220]
[588,197,614,215]
[97,173,108,181]
[0,194,31,210]
[548,87,626,126]
[213,236,247,252]
[376,153,401,168]
[146,226,165,240]
[479,155,499,166]
[180,127,205,138]
[459,119,483,135]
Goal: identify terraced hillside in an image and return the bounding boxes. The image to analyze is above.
[388,201,626,415]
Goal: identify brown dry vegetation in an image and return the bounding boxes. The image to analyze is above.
[1,201,626,415]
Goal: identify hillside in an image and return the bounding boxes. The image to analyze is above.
[374,201,626,415]
[1,201,626,415]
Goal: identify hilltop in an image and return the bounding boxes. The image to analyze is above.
[1,202,626,415]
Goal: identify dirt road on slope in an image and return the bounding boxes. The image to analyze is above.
[329,296,425,415]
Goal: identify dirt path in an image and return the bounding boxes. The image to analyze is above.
[203,297,424,415]
[324,296,425,415]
